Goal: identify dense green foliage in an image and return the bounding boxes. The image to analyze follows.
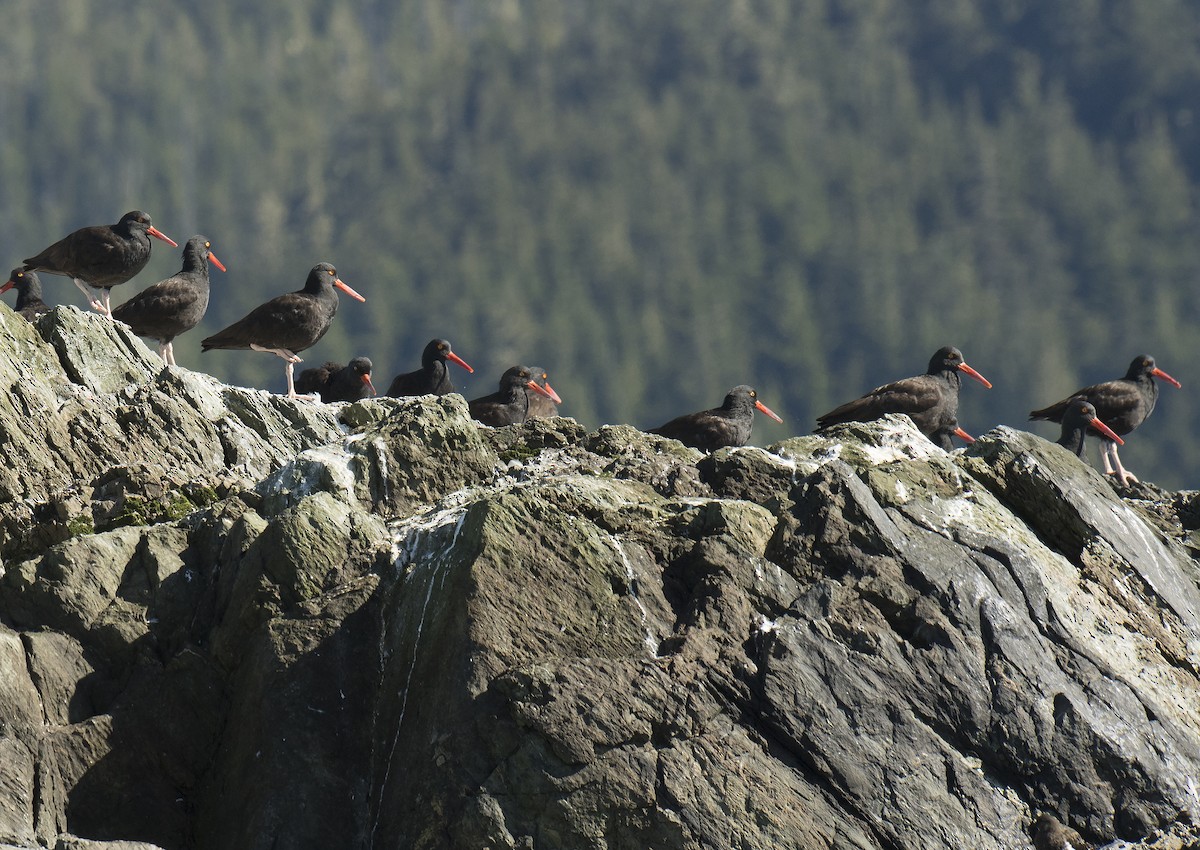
[3,0,1199,486]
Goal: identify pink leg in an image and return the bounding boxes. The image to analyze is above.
[72,278,105,314]
[1106,441,1136,485]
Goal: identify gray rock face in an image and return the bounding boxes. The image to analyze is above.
[2,312,1200,849]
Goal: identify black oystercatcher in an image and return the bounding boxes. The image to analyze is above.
[816,346,992,444]
[1030,354,1180,485]
[0,268,51,322]
[111,235,226,365]
[1055,398,1124,459]
[650,385,783,451]
[295,357,376,402]
[385,338,474,397]
[930,420,975,451]
[23,210,177,317]
[200,263,365,398]
[1031,814,1093,850]
[525,366,563,419]
[468,365,556,426]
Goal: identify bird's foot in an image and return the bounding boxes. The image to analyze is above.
[72,279,99,308]
[286,391,321,401]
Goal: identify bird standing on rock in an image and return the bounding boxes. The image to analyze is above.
[1030,354,1181,486]
[1055,398,1124,460]
[816,346,992,446]
[650,385,783,451]
[296,357,376,402]
[1,269,51,321]
[23,210,177,317]
[112,235,226,366]
[468,366,557,426]
[201,263,366,399]
[1031,813,1093,850]
[385,338,474,397]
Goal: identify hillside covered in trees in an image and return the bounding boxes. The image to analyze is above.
[3,0,1199,487]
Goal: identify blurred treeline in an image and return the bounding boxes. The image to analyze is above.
[2,0,1199,487]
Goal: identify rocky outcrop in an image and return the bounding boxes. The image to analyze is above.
[2,304,1200,849]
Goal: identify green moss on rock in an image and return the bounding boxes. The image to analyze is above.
[65,515,95,537]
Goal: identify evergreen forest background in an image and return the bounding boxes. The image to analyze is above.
[3,0,1200,488]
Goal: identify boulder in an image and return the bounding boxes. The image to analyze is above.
[1,315,1199,849]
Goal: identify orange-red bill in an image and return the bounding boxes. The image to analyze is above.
[334,278,366,302]
[755,399,783,423]
[958,363,992,389]
[0,280,13,294]
[953,426,976,444]
[541,380,563,404]
[1151,367,1182,389]
[526,380,556,399]
[448,351,474,373]
[361,373,376,396]
[1088,417,1124,445]
[148,226,178,248]
[207,251,227,273]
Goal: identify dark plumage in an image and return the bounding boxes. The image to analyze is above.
[201,263,366,398]
[385,338,473,397]
[930,420,975,451]
[650,385,783,451]
[468,365,556,426]
[23,210,177,317]
[111,235,226,365]
[816,346,992,443]
[1030,354,1180,485]
[295,357,376,402]
[1031,814,1093,850]
[1055,398,1124,459]
[1,268,51,322]
[524,366,562,419]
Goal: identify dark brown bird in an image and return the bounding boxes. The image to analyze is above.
[1,268,51,322]
[23,210,177,317]
[201,263,366,398]
[1031,813,1093,850]
[816,346,992,443]
[1056,398,1124,459]
[525,366,563,419]
[385,338,474,397]
[468,365,557,426]
[650,385,783,451]
[1030,354,1180,485]
[111,235,226,365]
[930,420,975,451]
[295,357,376,402]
